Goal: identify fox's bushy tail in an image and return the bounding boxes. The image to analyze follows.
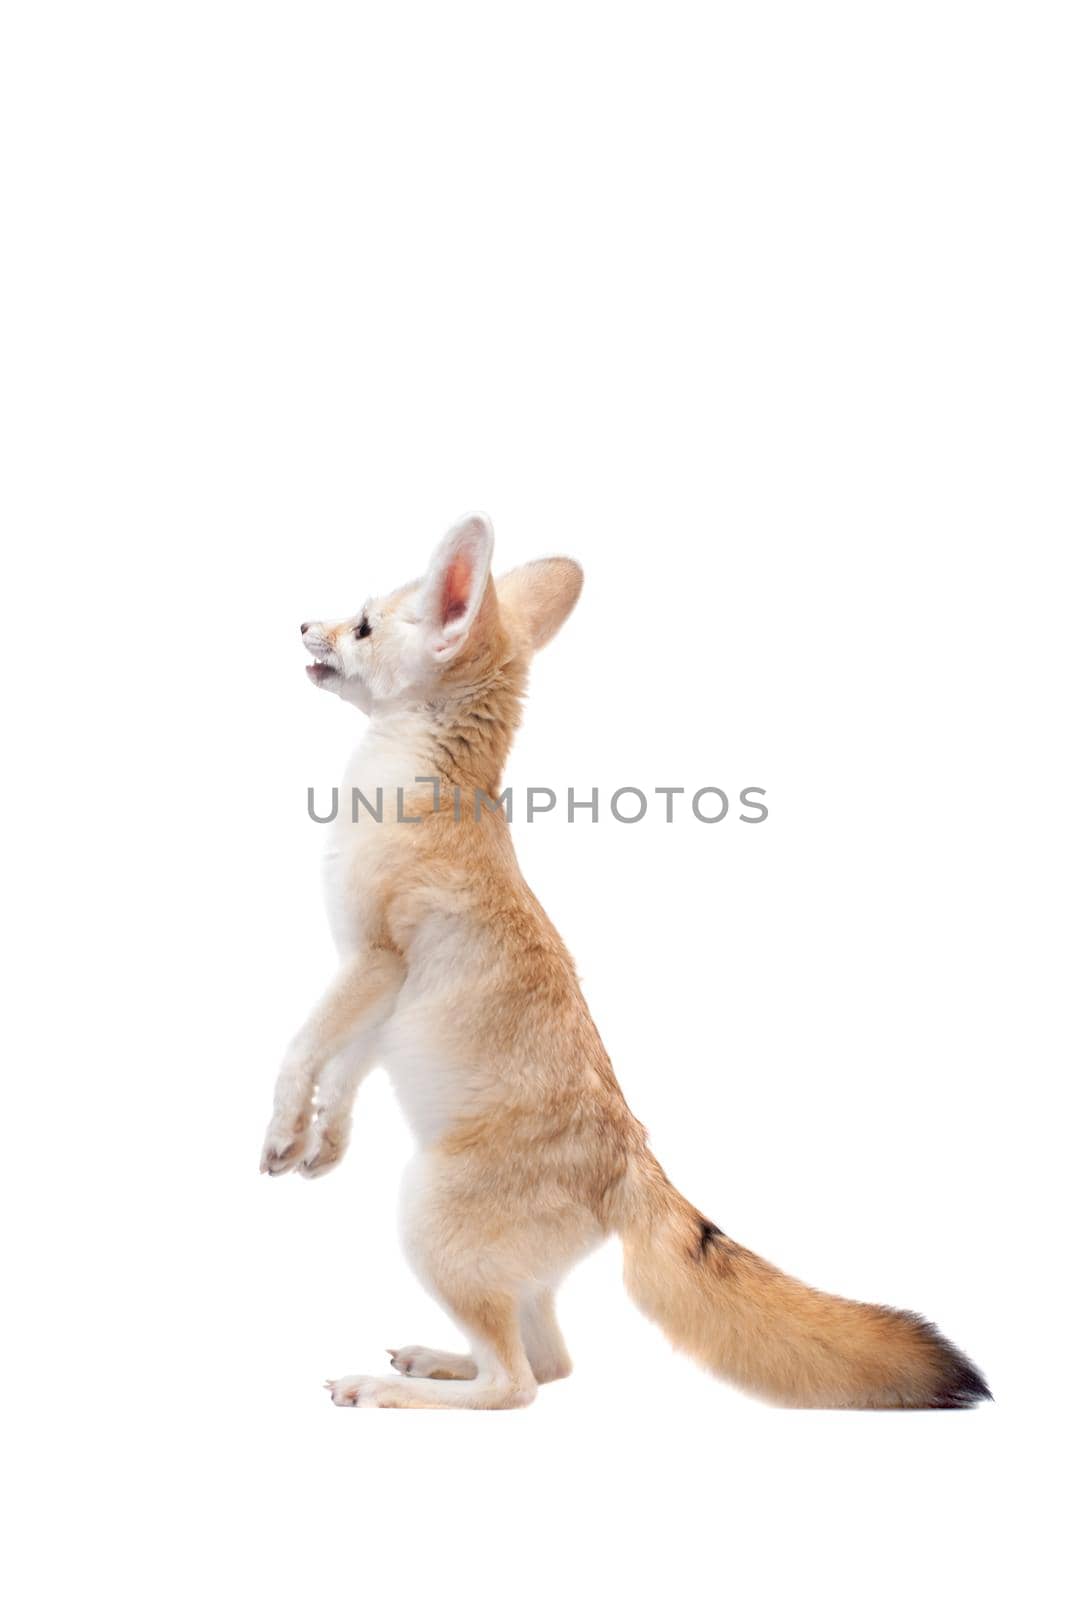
[619,1157,989,1409]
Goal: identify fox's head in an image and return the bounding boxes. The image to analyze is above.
[300,514,582,718]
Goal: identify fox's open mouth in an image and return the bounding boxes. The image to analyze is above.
[306,661,340,683]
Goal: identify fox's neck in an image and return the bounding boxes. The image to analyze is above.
[362,665,525,798]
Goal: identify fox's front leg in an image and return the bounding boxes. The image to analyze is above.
[260,948,403,1175]
[298,1036,374,1177]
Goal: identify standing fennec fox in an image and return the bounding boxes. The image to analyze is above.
[261,513,989,1411]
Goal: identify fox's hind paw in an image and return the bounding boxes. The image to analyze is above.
[388,1345,478,1380]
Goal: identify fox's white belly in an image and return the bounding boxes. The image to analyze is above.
[376,913,501,1146]
[378,1027,471,1146]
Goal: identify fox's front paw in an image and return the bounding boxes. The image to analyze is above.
[260,1117,307,1175]
[298,1118,349,1179]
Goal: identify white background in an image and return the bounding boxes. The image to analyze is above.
[3,3,1064,1596]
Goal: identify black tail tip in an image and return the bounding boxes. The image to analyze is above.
[898,1310,992,1408]
[931,1361,993,1409]
[929,1332,993,1409]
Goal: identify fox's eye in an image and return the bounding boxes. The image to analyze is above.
[354,618,372,640]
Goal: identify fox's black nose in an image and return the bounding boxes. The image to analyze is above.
[300,622,310,635]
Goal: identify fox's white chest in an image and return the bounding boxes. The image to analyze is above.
[322,722,425,954]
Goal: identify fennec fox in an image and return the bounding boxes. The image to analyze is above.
[261,513,989,1411]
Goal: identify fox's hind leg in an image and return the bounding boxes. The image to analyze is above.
[327,1152,593,1409]
[328,1287,537,1410]
[520,1288,573,1383]
[386,1291,571,1384]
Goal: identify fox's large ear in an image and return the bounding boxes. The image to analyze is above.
[497,557,583,651]
[420,513,495,661]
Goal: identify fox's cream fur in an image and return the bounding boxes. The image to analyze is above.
[262,513,989,1411]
